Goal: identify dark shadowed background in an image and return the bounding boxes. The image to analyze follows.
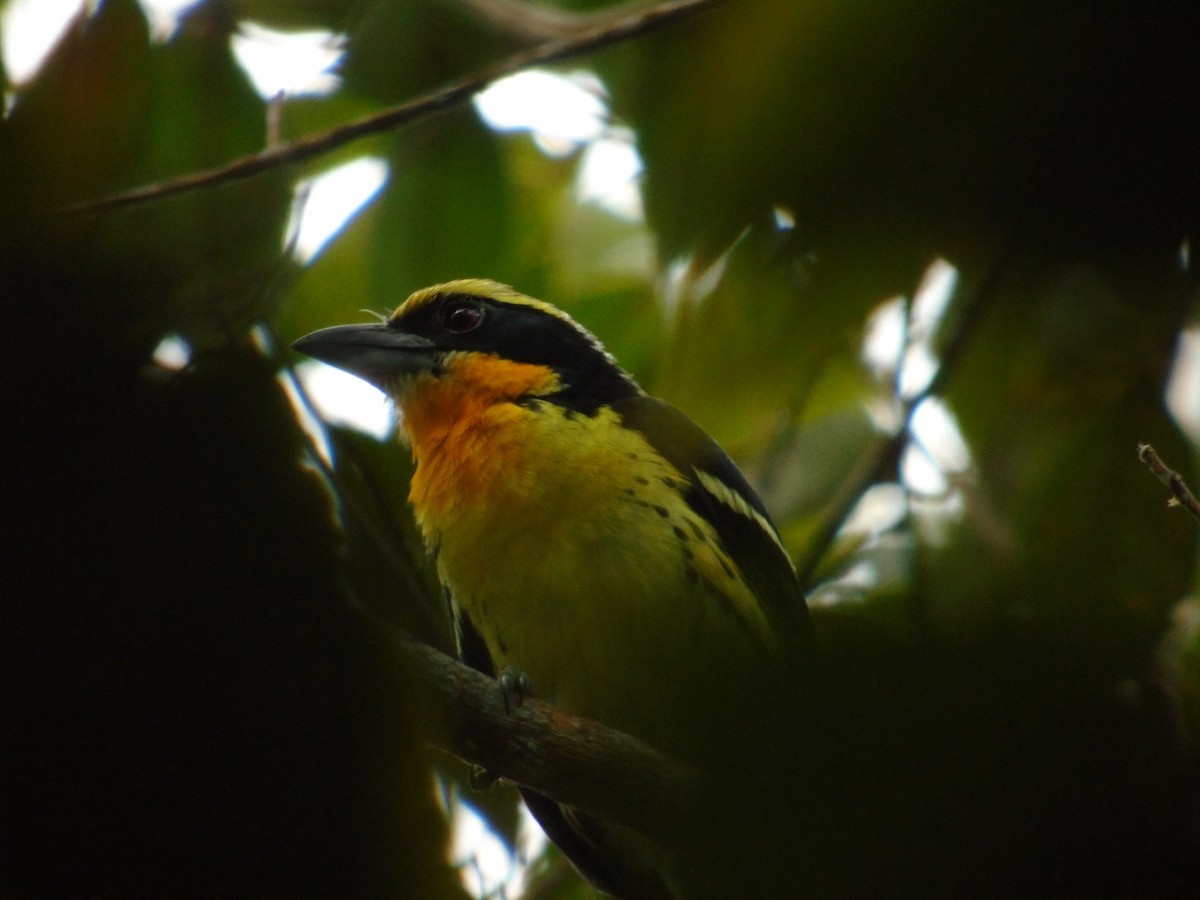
[3,1,1198,896]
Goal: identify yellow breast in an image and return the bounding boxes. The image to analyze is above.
[398,357,773,750]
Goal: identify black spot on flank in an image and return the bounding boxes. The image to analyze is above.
[563,408,580,422]
[685,566,700,584]
[622,488,636,496]
[497,635,508,654]
[710,589,744,629]
[627,452,638,460]
[673,525,688,542]
[653,505,670,518]
[634,475,650,486]
[660,476,678,489]
[688,520,707,542]
[717,555,737,580]
[682,547,694,561]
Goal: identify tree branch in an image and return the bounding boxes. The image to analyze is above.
[62,0,718,217]
[386,623,701,846]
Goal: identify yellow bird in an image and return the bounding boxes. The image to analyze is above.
[294,279,812,898]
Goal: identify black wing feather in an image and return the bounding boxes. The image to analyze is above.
[613,395,813,650]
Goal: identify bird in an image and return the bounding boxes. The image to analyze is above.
[293,279,812,898]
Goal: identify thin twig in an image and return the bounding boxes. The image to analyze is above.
[62,0,717,217]
[1138,443,1200,524]
[793,433,902,591]
[449,0,660,41]
[794,242,1017,588]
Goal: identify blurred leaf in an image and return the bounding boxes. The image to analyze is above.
[651,221,878,453]
[615,0,1200,286]
[368,109,518,298]
[762,406,878,524]
[0,0,293,356]
[930,260,1197,657]
[231,0,363,30]
[321,422,450,647]
[0,0,151,209]
[91,1,293,346]
[1161,597,1200,747]
[4,314,461,896]
[341,0,517,103]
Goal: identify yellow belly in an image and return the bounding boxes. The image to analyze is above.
[408,400,774,753]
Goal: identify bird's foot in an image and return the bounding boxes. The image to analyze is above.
[468,667,535,791]
[498,665,534,715]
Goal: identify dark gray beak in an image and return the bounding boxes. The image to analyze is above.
[292,323,438,391]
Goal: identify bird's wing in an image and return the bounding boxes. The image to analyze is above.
[612,395,813,651]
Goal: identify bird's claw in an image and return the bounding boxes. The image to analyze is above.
[467,668,534,791]
[498,666,534,714]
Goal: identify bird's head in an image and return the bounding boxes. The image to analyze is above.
[293,279,641,415]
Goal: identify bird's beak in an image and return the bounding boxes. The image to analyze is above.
[292,323,438,391]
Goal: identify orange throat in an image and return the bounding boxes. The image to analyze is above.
[397,354,560,529]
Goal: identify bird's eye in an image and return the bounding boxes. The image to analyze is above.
[443,301,484,334]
